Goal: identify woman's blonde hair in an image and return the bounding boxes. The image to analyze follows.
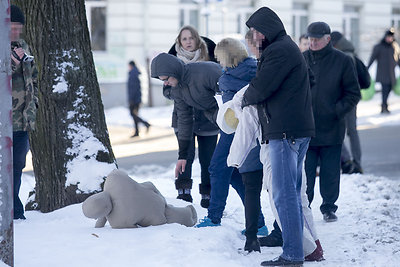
[176,25,209,61]
[215,38,249,68]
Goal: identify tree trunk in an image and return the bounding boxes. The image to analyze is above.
[13,0,117,212]
[0,1,14,265]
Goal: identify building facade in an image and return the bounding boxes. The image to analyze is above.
[85,0,400,108]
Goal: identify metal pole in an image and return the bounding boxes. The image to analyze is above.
[0,0,14,266]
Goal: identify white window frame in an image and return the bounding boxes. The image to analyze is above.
[292,3,309,42]
[179,2,200,29]
[391,6,400,30]
[236,8,254,35]
[343,5,360,51]
[85,0,107,52]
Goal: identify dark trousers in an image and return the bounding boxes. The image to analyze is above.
[175,132,218,194]
[242,169,264,240]
[381,83,392,108]
[305,144,342,214]
[129,103,148,134]
[13,131,29,218]
[341,106,362,166]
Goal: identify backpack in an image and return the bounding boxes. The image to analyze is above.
[354,56,371,89]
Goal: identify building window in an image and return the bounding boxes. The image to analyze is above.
[391,7,400,31]
[236,10,253,34]
[343,5,360,51]
[179,1,200,29]
[292,3,308,42]
[85,0,107,51]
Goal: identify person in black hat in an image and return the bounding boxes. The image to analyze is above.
[303,22,361,223]
[367,28,400,113]
[10,5,38,220]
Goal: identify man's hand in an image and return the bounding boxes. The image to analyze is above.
[175,159,187,178]
[11,47,25,65]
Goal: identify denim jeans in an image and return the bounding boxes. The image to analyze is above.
[208,131,265,226]
[13,131,30,218]
[268,137,310,261]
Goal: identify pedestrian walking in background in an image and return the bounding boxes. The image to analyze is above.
[242,7,315,266]
[163,25,219,208]
[195,37,268,253]
[127,60,150,137]
[151,53,222,209]
[298,34,310,52]
[368,28,400,114]
[303,22,361,224]
[331,31,364,174]
[11,5,38,220]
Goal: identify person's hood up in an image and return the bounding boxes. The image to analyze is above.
[245,7,286,45]
[151,53,185,81]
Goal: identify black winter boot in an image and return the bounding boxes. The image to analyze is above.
[244,238,261,253]
[259,220,283,247]
[199,183,211,208]
[175,179,193,203]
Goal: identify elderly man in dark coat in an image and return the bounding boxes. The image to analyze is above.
[242,7,315,266]
[368,28,400,113]
[151,53,222,193]
[303,22,361,224]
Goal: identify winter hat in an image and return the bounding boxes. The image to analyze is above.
[11,5,25,25]
[385,28,395,37]
[307,22,331,38]
[330,31,343,47]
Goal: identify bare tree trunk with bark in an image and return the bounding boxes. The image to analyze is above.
[0,2,14,266]
[12,0,117,212]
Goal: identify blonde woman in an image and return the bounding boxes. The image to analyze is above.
[163,26,219,208]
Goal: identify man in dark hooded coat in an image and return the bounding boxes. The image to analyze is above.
[242,7,315,266]
[150,53,221,190]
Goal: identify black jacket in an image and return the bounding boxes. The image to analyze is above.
[368,39,400,85]
[166,37,219,135]
[243,7,315,141]
[303,43,361,146]
[151,53,222,159]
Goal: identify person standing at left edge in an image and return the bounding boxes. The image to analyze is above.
[242,7,315,266]
[10,5,39,220]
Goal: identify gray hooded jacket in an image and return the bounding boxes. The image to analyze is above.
[151,53,222,159]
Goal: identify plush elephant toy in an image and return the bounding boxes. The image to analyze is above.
[82,169,197,228]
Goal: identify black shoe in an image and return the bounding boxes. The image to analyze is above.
[244,238,261,253]
[352,161,363,174]
[341,160,355,174]
[259,229,283,247]
[177,193,193,203]
[145,123,151,133]
[261,256,303,266]
[323,211,338,222]
[200,197,210,208]
[14,214,26,220]
[131,132,139,138]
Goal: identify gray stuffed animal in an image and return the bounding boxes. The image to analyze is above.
[82,169,197,228]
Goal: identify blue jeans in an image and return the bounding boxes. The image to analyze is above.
[269,137,310,261]
[13,131,30,218]
[208,131,265,226]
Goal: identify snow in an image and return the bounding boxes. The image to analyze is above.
[12,93,400,267]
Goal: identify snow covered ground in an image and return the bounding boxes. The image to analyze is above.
[11,93,400,267]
